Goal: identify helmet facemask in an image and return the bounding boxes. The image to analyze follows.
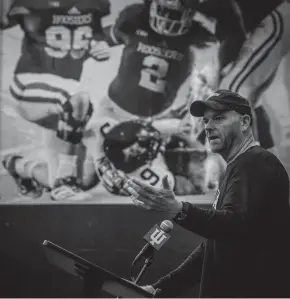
[149,0,195,36]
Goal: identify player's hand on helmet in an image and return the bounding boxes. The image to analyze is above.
[97,157,130,196]
[90,40,110,61]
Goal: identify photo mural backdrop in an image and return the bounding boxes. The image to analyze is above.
[1,0,290,204]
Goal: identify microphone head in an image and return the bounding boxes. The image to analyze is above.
[160,220,174,233]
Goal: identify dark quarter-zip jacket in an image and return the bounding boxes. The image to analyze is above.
[153,146,290,298]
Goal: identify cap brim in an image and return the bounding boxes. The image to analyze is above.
[190,99,227,117]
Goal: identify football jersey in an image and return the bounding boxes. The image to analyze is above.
[107,4,215,117]
[9,0,110,80]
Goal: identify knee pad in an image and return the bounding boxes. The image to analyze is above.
[57,94,93,144]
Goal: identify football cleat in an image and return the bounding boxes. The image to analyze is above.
[50,176,92,201]
[2,154,43,198]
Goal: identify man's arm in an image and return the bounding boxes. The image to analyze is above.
[151,242,205,297]
[174,155,280,239]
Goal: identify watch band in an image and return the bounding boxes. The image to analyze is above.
[174,201,191,221]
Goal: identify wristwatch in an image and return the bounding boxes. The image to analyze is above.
[173,201,191,221]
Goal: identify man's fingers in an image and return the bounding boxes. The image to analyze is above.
[126,185,141,199]
[124,180,150,199]
[135,179,174,197]
[125,179,173,207]
[130,178,157,194]
[131,197,151,210]
[127,184,159,206]
[129,188,170,211]
[131,197,167,212]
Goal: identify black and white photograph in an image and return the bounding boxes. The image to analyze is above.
[0,0,290,297]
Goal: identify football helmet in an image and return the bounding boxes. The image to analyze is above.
[148,0,196,36]
[103,120,163,174]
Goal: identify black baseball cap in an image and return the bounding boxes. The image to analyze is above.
[190,89,252,117]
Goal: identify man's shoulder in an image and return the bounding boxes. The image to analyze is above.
[235,146,275,165]
[234,146,288,178]
[244,146,279,162]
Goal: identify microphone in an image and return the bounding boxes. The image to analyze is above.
[131,220,174,284]
[132,220,174,265]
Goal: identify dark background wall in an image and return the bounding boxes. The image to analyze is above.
[0,203,208,298]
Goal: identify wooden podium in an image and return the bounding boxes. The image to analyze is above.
[42,240,155,298]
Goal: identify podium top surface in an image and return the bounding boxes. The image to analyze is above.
[43,240,154,298]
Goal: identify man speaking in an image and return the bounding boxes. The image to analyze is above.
[124,90,290,298]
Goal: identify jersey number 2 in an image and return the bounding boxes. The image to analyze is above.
[139,55,169,93]
[45,25,93,58]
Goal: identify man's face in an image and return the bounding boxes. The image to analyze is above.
[202,108,243,154]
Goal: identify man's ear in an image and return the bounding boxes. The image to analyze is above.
[241,114,251,131]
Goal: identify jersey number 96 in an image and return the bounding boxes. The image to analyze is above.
[45,25,93,58]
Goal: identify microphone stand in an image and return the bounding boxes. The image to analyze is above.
[134,253,154,285]
[131,220,174,285]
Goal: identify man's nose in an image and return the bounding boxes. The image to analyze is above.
[205,120,214,132]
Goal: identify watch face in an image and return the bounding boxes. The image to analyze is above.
[178,211,187,220]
